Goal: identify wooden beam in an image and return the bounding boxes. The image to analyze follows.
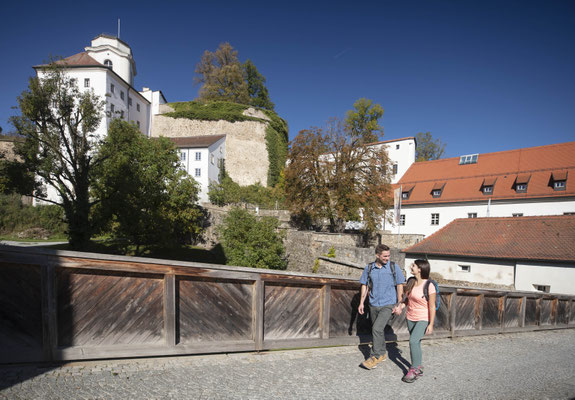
[164,274,176,346]
[450,292,457,338]
[41,262,57,362]
[320,285,331,339]
[253,279,264,351]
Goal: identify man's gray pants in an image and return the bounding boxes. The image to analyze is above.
[370,305,394,358]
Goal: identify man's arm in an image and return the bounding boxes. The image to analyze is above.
[358,284,368,315]
[393,284,404,315]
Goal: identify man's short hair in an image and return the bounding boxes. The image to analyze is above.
[375,244,390,254]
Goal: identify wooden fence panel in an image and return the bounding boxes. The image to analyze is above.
[571,301,575,324]
[328,287,370,338]
[455,295,476,330]
[557,300,569,325]
[0,263,43,362]
[540,299,553,325]
[504,297,522,328]
[57,268,164,347]
[434,294,451,332]
[178,277,253,343]
[525,298,538,326]
[482,296,501,329]
[264,284,321,340]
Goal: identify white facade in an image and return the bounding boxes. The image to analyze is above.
[84,35,136,85]
[395,198,575,237]
[369,137,416,184]
[178,137,226,203]
[405,255,575,295]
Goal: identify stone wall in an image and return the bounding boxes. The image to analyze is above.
[151,114,269,186]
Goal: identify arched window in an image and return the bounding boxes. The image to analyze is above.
[104,59,113,68]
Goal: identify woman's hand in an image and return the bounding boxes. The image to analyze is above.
[425,324,434,335]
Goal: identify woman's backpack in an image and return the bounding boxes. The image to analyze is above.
[423,279,441,310]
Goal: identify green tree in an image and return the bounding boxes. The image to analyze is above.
[244,59,275,110]
[345,98,384,143]
[415,132,446,161]
[284,118,392,233]
[93,120,204,255]
[195,42,250,104]
[9,63,105,248]
[218,208,287,270]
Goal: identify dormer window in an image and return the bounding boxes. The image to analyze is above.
[514,174,530,193]
[401,184,414,200]
[431,182,445,198]
[481,177,496,195]
[104,59,113,68]
[550,171,567,191]
[459,154,478,165]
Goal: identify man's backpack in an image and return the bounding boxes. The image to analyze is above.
[423,279,441,310]
[366,261,397,292]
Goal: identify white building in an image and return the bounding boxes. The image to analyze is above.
[403,215,575,295]
[367,136,416,184]
[169,135,226,203]
[392,141,575,237]
[34,34,166,140]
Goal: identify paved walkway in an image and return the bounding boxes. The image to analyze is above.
[1,329,574,399]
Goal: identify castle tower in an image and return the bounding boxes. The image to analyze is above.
[84,34,136,86]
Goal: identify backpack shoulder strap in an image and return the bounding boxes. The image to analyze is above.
[423,279,431,301]
[390,261,397,286]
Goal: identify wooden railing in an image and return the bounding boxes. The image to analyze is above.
[1,245,574,364]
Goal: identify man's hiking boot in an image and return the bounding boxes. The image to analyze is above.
[360,355,386,370]
[402,367,418,383]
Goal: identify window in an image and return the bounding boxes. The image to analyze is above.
[533,284,550,293]
[402,192,409,200]
[120,91,125,101]
[128,97,132,107]
[195,168,201,177]
[432,189,442,197]
[399,214,405,226]
[431,213,439,225]
[468,213,477,218]
[137,121,140,129]
[195,152,201,161]
[564,212,575,215]
[104,59,113,68]
[392,164,398,175]
[84,78,90,88]
[180,152,186,161]
[70,78,77,86]
[483,186,493,194]
[458,265,471,273]
[396,144,400,150]
[137,103,140,112]
[401,185,414,200]
[111,84,115,93]
[554,180,566,191]
[211,154,215,164]
[512,213,523,217]
[459,154,478,165]
[110,104,115,114]
[516,183,527,192]
[120,110,124,119]
[431,182,445,198]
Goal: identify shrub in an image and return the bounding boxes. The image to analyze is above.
[0,194,66,237]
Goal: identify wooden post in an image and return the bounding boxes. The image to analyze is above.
[519,296,527,328]
[253,279,264,351]
[41,261,57,362]
[320,285,331,339]
[500,295,507,332]
[476,294,484,331]
[450,292,457,338]
[164,274,176,346]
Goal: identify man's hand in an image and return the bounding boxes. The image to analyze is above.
[358,303,364,315]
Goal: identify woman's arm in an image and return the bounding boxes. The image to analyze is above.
[426,292,436,335]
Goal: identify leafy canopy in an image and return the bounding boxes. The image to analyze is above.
[345,98,384,143]
[8,62,105,248]
[415,131,446,161]
[284,117,393,233]
[93,120,204,255]
[218,208,287,270]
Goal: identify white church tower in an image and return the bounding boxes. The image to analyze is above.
[84,34,137,86]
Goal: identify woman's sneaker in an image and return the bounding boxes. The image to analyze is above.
[402,367,418,383]
[416,366,424,376]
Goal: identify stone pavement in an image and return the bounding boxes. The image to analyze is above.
[1,329,574,400]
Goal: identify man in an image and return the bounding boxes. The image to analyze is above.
[358,244,405,369]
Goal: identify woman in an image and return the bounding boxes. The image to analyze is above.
[395,259,436,383]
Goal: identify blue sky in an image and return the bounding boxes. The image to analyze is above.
[1,0,573,158]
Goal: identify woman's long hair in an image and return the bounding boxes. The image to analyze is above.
[403,259,431,302]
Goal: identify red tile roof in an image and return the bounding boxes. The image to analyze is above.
[167,135,225,148]
[395,141,575,204]
[403,215,575,262]
[35,52,104,68]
